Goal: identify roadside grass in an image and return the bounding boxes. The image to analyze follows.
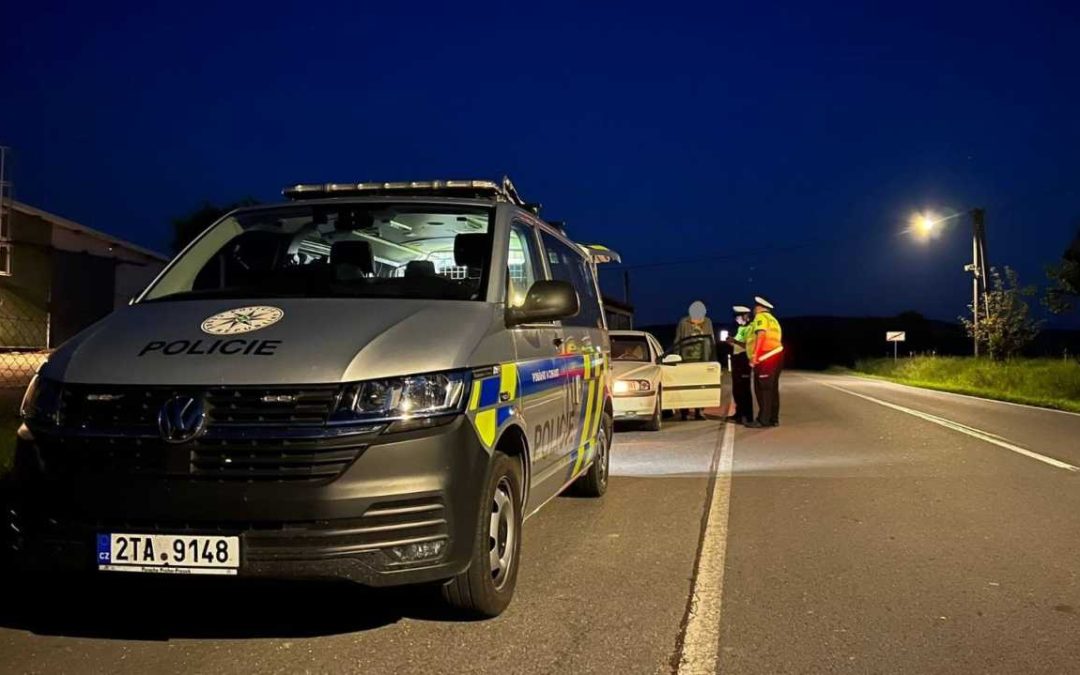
[0,417,15,478]
[0,424,13,477]
[0,390,22,478]
[850,356,1080,414]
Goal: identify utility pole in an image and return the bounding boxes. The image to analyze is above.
[0,146,12,275]
[964,208,989,357]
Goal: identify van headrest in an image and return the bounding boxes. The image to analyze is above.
[229,230,290,271]
[405,260,437,277]
[330,240,374,275]
[454,233,488,269]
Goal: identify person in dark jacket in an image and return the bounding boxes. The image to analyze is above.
[725,305,755,425]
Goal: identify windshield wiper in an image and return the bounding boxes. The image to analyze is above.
[141,288,310,303]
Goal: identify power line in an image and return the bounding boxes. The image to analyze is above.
[602,176,1080,274]
[600,233,877,272]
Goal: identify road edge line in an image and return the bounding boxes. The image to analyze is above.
[822,381,1080,473]
[676,414,736,674]
[841,372,1080,419]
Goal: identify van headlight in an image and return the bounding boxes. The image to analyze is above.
[333,371,468,428]
[20,374,62,427]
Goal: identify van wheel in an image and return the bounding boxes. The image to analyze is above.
[573,410,612,497]
[441,451,522,618]
[644,390,662,431]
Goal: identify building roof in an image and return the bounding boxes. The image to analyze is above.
[601,295,634,313]
[12,201,168,262]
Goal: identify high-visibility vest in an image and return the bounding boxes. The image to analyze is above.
[752,311,783,361]
[733,324,751,355]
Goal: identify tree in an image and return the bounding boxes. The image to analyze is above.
[1045,227,1080,315]
[170,198,259,253]
[960,266,1042,361]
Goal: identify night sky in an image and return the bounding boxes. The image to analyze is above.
[3,1,1079,326]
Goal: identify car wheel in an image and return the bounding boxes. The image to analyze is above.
[441,450,523,618]
[572,409,612,498]
[644,389,662,431]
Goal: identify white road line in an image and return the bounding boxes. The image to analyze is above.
[677,418,735,674]
[822,382,1080,473]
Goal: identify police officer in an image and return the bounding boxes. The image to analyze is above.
[725,305,754,424]
[747,296,783,428]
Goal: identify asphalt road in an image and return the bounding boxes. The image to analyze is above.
[2,372,1079,674]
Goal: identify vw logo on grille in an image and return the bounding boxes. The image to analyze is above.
[158,395,207,443]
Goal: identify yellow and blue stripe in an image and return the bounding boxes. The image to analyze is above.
[466,352,608,476]
[469,363,519,447]
[569,352,607,480]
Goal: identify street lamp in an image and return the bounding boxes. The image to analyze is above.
[912,208,989,357]
[913,213,939,238]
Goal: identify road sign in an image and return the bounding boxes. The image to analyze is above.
[886,331,906,362]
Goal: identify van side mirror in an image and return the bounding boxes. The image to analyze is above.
[506,280,579,326]
[662,353,683,365]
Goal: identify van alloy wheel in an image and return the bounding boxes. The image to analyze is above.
[595,424,609,489]
[442,450,523,617]
[490,476,516,590]
[572,410,611,497]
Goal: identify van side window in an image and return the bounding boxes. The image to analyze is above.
[539,231,603,329]
[507,222,543,308]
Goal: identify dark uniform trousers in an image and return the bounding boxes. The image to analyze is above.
[753,353,783,425]
[731,352,754,423]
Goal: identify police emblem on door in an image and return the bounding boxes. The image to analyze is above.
[201,306,284,335]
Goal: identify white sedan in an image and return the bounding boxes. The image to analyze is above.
[610,330,723,430]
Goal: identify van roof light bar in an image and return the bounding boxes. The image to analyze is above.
[282,177,532,209]
[581,243,621,264]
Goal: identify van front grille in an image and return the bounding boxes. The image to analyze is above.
[36,433,369,483]
[191,436,366,481]
[60,384,341,432]
[38,435,170,476]
[204,387,340,427]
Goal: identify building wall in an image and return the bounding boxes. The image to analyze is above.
[50,250,117,346]
[48,212,167,310]
[52,225,160,265]
[602,296,634,331]
[0,205,168,349]
[605,308,633,330]
[0,209,51,348]
[115,259,164,307]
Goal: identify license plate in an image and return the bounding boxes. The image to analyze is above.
[97,533,240,576]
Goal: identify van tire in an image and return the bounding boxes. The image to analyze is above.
[644,390,662,431]
[572,410,612,498]
[441,450,523,618]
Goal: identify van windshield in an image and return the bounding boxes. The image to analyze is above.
[143,203,494,302]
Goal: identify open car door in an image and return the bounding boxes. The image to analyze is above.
[661,335,722,411]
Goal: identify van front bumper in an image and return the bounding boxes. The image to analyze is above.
[5,416,488,587]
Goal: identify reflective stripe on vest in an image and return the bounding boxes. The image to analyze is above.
[758,345,784,363]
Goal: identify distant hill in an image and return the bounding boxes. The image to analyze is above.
[638,314,1080,370]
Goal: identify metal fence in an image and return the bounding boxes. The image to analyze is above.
[0,288,47,395]
[0,349,45,390]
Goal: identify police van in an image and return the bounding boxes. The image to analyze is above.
[11,178,617,616]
